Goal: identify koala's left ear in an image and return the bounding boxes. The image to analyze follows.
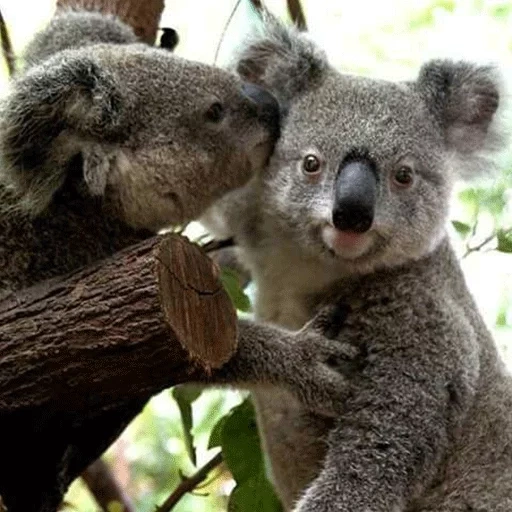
[236,12,327,106]
[417,60,507,178]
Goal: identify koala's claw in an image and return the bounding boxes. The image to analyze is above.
[307,301,351,339]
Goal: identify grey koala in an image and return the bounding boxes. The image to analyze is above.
[203,16,512,512]
[0,9,280,292]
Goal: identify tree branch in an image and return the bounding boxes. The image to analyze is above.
[0,8,15,75]
[286,0,307,30]
[156,453,225,512]
[55,0,165,44]
[80,459,135,512]
[0,234,237,512]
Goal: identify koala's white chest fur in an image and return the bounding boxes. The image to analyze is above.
[239,243,343,508]
[242,244,338,328]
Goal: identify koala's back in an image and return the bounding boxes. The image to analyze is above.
[0,185,150,294]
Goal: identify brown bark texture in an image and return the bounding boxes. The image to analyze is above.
[55,0,165,44]
[0,234,237,512]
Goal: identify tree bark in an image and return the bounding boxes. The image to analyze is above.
[0,234,237,512]
[55,0,165,44]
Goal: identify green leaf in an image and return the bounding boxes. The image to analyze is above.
[496,229,512,253]
[221,400,262,482]
[208,415,228,449]
[497,230,512,253]
[451,220,472,238]
[107,502,123,512]
[172,385,203,465]
[228,473,282,512]
[221,267,252,312]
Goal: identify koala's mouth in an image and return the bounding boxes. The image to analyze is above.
[321,224,376,260]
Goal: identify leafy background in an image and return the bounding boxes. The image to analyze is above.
[0,0,511,510]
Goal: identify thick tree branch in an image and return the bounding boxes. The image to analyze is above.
[0,234,237,512]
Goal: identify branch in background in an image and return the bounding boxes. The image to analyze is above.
[55,0,165,44]
[155,453,225,512]
[286,0,307,30]
[81,459,135,512]
[0,8,15,75]
[247,0,308,30]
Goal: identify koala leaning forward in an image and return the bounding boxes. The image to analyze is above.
[203,16,512,512]
[0,8,283,510]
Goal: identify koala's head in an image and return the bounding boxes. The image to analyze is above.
[0,43,279,230]
[238,16,505,274]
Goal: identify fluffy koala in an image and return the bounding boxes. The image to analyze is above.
[0,9,359,511]
[0,9,281,293]
[203,16,512,512]
[0,8,283,510]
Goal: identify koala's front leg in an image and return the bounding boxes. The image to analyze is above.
[208,313,361,415]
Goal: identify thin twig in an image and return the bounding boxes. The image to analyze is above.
[463,226,512,259]
[286,0,307,30]
[0,8,15,75]
[214,0,243,64]
[155,452,224,512]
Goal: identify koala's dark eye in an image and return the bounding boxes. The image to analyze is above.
[302,154,321,175]
[393,166,414,187]
[205,102,225,123]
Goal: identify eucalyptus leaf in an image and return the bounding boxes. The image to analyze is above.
[221,267,252,312]
[497,230,512,253]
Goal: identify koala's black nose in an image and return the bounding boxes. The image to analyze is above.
[241,83,280,136]
[333,160,377,233]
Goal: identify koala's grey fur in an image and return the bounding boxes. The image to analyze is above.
[203,15,512,512]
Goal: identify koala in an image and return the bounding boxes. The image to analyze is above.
[203,15,512,512]
[0,8,283,511]
[0,9,280,293]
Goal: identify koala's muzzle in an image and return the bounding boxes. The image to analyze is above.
[241,83,280,138]
[333,160,377,233]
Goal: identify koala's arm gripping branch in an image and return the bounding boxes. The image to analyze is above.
[0,234,237,512]
[55,0,164,44]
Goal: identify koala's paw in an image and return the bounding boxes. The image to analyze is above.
[306,300,351,339]
[290,331,361,417]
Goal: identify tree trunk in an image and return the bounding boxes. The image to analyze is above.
[0,234,237,512]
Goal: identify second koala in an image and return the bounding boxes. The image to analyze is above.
[204,17,512,512]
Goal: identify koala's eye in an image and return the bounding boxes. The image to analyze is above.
[393,166,414,187]
[302,154,321,175]
[205,102,225,123]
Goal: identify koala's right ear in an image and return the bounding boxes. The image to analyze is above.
[0,53,130,214]
[416,60,508,180]
[236,13,327,105]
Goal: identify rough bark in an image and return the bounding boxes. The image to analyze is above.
[55,0,165,44]
[0,234,237,512]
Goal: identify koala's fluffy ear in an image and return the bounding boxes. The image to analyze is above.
[417,60,508,179]
[0,53,129,214]
[236,12,327,105]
